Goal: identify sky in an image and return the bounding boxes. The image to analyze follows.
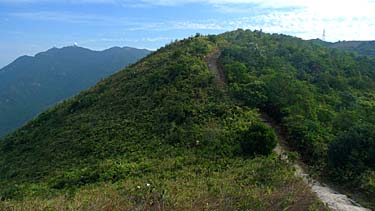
[0,0,375,68]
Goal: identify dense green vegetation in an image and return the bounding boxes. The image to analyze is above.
[3,29,374,209]
[0,46,150,138]
[310,39,375,57]
[218,29,375,205]
[0,34,327,210]
[330,41,375,57]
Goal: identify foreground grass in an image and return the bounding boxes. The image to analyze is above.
[0,154,328,211]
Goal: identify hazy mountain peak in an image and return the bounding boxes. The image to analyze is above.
[0,46,151,138]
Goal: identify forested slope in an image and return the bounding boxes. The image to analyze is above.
[310,39,375,57]
[330,41,375,56]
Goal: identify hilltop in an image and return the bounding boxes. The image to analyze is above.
[0,46,151,138]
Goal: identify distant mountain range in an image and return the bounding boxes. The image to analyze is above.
[0,46,151,137]
[310,39,375,56]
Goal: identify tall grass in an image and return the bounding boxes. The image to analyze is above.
[1,155,329,211]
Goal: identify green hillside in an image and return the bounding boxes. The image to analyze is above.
[330,41,375,56]
[310,39,375,57]
[218,30,375,207]
[0,46,151,138]
[3,29,375,210]
[0,33,328,210]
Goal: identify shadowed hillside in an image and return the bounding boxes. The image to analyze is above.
[0,46,151,138]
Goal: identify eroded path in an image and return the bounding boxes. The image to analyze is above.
[205,48,372,211]
[206,48,226,87]
[261,111,372,211]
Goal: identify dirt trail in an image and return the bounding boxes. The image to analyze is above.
[261,114,372,211]
[205,49,372,211]
[206,48,226,87]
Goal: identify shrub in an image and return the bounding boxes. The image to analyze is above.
[237,122,277,157]
[328,124,375,174]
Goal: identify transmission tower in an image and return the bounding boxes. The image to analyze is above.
[322,29,326,41]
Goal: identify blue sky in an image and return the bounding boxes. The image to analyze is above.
[1,0,375,68]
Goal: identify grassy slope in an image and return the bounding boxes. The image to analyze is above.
[0,35,327,210]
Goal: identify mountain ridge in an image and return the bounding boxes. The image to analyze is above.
[0,46,151,71]
[309,39,375,56]
[0,46,151,138]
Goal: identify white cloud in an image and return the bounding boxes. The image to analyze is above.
[223,10,375,41]
[4,0,375,41]
[8,9,375,41]
[3,0,375,15]
[119,0,375,21]
[113,0,375,10]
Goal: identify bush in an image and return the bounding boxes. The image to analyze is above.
[237,122,277,157]
[360,170,375,195]
[229,81,268,107]
[0,184,20,200]
[328,124,375,173]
